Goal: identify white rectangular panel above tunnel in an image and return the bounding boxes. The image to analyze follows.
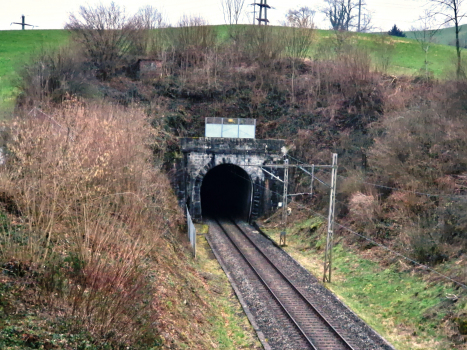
[205,117,256,139]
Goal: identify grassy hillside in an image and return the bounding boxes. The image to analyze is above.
[0,30,70,116]
[315,29,461,77]
[0,26,463,117]
[405,23,467,47]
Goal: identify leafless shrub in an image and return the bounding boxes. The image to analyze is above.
[374,34,395,73]
[18,45,92,106]
[369,108,467,187]
[1,102,183,345]
[348,191,383,235]
[283,12,315,102]
[65,2,143,80]
[286,6,316,28]
[336,45,372,81]
[132,5,168,56]
[170,15,217,52]
[222,0,246,25]
[241,25,286,64]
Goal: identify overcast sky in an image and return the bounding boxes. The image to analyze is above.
[1,0,433,32]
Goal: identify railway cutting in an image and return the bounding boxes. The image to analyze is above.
[178,118,394,349]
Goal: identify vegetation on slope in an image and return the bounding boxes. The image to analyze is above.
[0,24,464,113]
[0,30,70,116]
[2,16,467,348]
[0,102,261,349]
[262,213,466,350]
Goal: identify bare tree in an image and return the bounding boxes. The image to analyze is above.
[133,5,167,55]
[286,6,316,28]
[221,0,246,25]
[428,0,466,78]
[322,0,357,30]
[322,0,368,31]
[412,11,440,78]
[284,7,315,102]
[135,5,165,29]
[66,2,140,80]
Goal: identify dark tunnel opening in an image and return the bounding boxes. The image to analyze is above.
[201,164,252,220]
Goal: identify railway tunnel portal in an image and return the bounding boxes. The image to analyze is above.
[177,128,285,222]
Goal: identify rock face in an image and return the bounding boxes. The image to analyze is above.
[177,137,286,222]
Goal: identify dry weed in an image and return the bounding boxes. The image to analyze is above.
[0,102,183,346]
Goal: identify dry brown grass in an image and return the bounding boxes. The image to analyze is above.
[0,102,185,347]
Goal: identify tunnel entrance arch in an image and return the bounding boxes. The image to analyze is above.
[201,164,252,221]
[178,137,285,222]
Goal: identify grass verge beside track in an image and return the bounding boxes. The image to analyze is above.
[194,223,262,349]
[261,217,465,350]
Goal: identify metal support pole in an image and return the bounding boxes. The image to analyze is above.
[282,158,289,226]
[280,158,289,245]
[357,0,362,32]
[323,153,338,283]
[258,0,263,25]
[310,164,315,198]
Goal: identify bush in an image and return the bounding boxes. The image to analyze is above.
[1,102,183,347]
[18,45,93,106]
[66,2,144,80]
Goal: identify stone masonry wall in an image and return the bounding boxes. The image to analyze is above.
[179,137,285,222]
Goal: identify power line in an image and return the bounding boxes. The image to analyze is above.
[325,170,463,199]
[307,207,467,290]
[225,162,467,290]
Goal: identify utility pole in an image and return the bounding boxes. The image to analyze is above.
[323,153,338,283]
[357,0,362,32]
[280,157,289,246]
[253,0,271,25]
[11,15,35,30]
[253,0,256,25]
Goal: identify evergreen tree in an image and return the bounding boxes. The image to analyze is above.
[388,24,406,37]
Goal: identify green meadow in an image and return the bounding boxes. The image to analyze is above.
[0,30,70,116]
[0,26,463,116]
[405,23,467,47]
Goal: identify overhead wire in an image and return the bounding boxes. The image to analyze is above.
[223,159,467,290]
[289,153,463,199]
[305,206,467,290]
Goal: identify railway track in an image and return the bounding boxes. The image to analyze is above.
[214,218,355,350]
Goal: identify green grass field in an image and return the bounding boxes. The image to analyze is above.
[0,30,70,116]
[405,23,467,47]
[0,26,462,116]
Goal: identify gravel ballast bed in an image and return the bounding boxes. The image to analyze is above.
[207,219,395,350]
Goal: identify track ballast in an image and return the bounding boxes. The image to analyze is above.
[207,218,394,350]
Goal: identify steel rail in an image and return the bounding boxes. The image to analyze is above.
[214,218,318,350]
[229,219,356,350]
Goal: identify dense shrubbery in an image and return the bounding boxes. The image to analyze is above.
[14,11,467,283]
[1,103,185,347]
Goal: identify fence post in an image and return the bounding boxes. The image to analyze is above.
[186,206,196,258]
[323,153,338,283]
[310,164,315,198]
